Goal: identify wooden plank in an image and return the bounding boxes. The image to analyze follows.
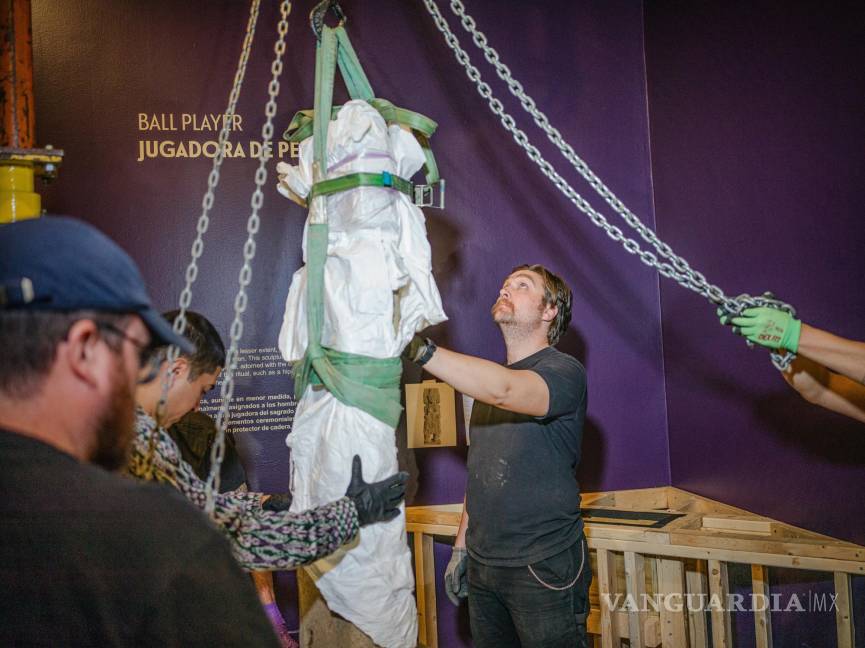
[624,552,647,648]
[702,515,773,535]
[412,532,438,648]
[405,504,463,527]
[670,527,863,562]
[751,564,773,648]
[586,525,674,545]
[610,488,672,510]
[657,559,688,648]
[596,548,621,648]
[708,560,732,648]
[589,536,865,576]
[644,615,662,648]
[834,571,855,648]
[405,523,459,536]
[685,559,709,648]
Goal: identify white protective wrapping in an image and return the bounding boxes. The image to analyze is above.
[276,100,447,648]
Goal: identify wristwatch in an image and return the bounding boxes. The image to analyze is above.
[416,337,437,366]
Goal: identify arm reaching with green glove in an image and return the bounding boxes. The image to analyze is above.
[720,306,865,421]
[719,306,865,385]
[719,306,802,352]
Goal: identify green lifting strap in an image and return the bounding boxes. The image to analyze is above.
[285,101,437,141]
[292,225,404,428]
[284,104,440,185]
[312,27,337,176]
[292,25,404,429]
[308,171,414,202]
[282,25,441,184]
[334,25,374,101]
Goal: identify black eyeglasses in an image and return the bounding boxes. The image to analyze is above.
[95,321,163,384]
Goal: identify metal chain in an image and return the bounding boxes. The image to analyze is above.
[204,0,294,512]
[449,2,719,299]
[147,0,263,476]
[421,0,795,371]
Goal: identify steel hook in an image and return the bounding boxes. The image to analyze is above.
[310,0,346,40]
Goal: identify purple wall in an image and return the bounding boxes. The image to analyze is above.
[644,0,865,546]
[645,6,865,643]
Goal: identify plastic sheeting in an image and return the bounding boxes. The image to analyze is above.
[277,100,447,648]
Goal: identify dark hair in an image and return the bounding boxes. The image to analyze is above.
[511,264,572,346]
[0,310,129,398]
[161,310,225,380]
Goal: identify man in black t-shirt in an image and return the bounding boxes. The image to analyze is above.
[407,263,590,648]
[0,217,280,647]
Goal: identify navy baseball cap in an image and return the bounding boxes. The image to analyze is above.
[0,216,194,353]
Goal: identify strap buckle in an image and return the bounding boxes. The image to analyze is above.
[413,179,446,209]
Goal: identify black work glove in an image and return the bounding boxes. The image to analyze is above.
[262,492,293,512]
[345,455,408,526]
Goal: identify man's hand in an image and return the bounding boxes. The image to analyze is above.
[444,546,468,605]
[345,455,408,526]
[782,356,865,423]
[718,306,802,352]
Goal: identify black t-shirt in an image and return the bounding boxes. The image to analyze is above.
[0,429,279,648]
[466,346,587,566]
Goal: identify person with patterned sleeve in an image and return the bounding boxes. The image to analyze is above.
[131,310,408,570]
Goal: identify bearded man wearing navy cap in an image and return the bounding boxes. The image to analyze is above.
[0,217,281,647]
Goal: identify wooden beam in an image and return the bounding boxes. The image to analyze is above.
[670,527,863,562]
[596,548,621,648]
[589,536,865,576]
[702,515,773,536]
[624,552,647,648]
[751,564,773,648]
[685,559,709,648]
[405,523,459,536]
[834,571,855,648]
[708,560,732,648]
[608,487,672,510]
[412,532,438,648]
[587,609,661,645]
[643,615,662,648]
[657,559,688,648]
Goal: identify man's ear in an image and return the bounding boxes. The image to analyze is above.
[171,356,191,380]
[63,319,104,387]
[542,304,558,323]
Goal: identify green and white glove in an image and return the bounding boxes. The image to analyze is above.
[718,306,801,352]
[444,546,469,606]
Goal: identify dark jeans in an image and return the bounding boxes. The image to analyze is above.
[467,536,591,648]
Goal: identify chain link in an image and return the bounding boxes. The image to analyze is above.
[148,0,263,477]
[203,0,294,512]
[421,0,795,371]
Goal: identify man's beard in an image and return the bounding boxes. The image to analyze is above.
[91,362,136,471]
[490,297,514,323]
[491,298,544,338]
